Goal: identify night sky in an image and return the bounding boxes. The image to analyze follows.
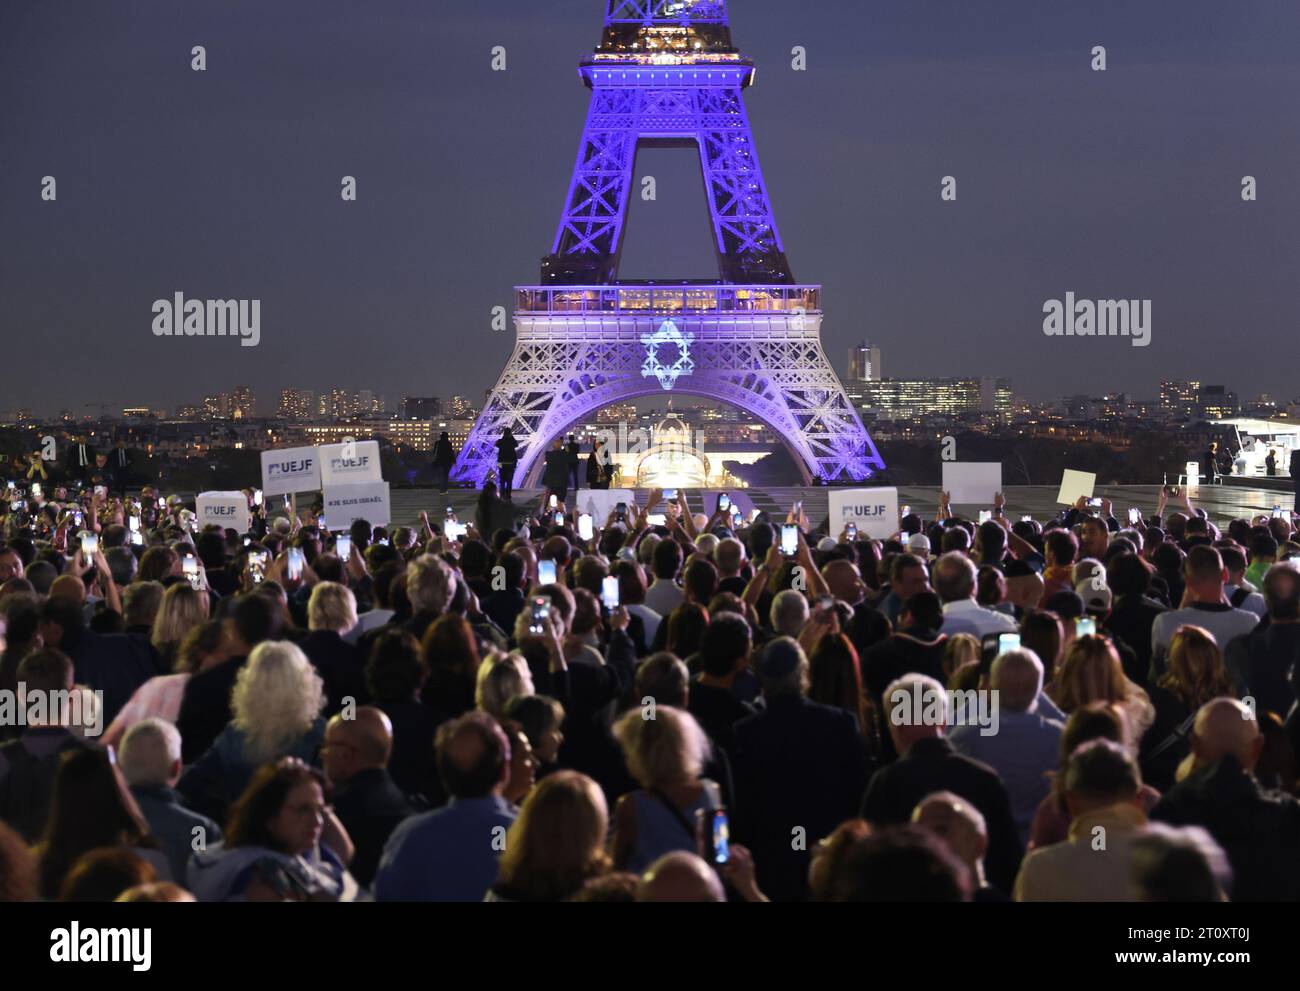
[2,0,1298,417]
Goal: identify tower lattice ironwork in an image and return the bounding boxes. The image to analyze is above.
[451,0,885,489]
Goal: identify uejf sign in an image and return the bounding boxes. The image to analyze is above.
[196,491,250,532]
[319,440,382,486]
[260,446,321,497]
[828,487,899,539]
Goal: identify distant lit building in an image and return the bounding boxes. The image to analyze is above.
[847,341,882,382]
[448,395,476,418]
[277,389,314,420]
[202,393,230,418]
[1198,385,1238,420]
[231,386,255,420]
[403,396,441,420]
[851,377,1011,421]
[1159,381,1201,419]
[597,402,638,423]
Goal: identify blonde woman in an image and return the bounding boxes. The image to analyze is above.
[610,706,719,873]
[1140,625,1235,790]
[487,771,609,902]
[150,583,210,671]
[1050,634,1154,741]
[475,651,534,720]
[176,640,326,822]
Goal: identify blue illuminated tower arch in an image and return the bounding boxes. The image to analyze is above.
[451,1,885,489]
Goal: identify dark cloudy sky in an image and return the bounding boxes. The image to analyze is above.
[2,0,1298,417]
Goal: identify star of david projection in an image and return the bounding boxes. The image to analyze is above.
[640,319,695,390]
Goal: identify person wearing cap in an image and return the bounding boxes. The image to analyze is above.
[731,637,869,901]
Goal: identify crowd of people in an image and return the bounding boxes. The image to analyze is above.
[1,475,1299,903]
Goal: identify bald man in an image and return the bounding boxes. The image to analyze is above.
[1150,698,1300,900]
[912,791,996,898]
[324,707,415,888]
[636,852,726,903]
[949,648,1063,847]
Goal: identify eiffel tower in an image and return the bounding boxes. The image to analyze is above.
[451,0,886,488]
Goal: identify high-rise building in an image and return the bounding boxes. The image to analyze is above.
[1159,381,1201,419]
[277,389,315,420]
[202,393,230,418]
[847,341,882,382]
[1198,385,1238,420]
[448,395,475,418]
[403,396,442,420]
[231,386,255,419]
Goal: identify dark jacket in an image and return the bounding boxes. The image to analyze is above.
[541,450,570,492]
[861,736,1023,894]
[1224,621,1300,720]
[375,698,447,805]
[131,783,223,882]
[301,629,368,715]
[432,438,455,468]
[1106,595,1166,687]
[1150,754,1300,901]
[733,694,870,901]
[176,654,248,763]
[495,434,518,466]
[331,767,416,888]
[177,719,326,823]
[0,728,88,842]
[65,627,158,726]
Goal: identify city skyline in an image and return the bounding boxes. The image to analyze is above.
[3,1,1299,417]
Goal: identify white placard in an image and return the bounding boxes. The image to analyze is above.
[1056,469,1097,505]
[1185,461,1201,485]
[195,491,250,532]
[572,489,637,523]
[319,440,383,486]
[942,462,1002,506]
[322,481,391,528]
[828,487,899,539]
[260,446,320,497]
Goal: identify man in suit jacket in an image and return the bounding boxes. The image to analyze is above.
[862,672,1023,894]
[732,638,870,902]
[63,434,96,484]
[322,709,415,889]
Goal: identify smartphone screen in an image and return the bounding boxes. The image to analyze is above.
[1076,617,1096,637]
[645,513,666,526]
[446,506,456,519]
[845,522,857,539]
[128,514,139,532]
[80,533,98,556]
[601,574,620,610]
[978,510,992,523]
[253,490,263,506]
[732,513,742,529]
[538,559,557,585]
[663,489,677,501]
[529,596,551,635]
[705,809,730,865]
[998,632,1021,654]
[548,494,557,509]
[578,513,593,541]
[718,493,730,512]
[249,551,268,584]
[553,510,564,525]
[616,502,627,518]
[335,534,352,560]
[287,547,305,581]
[780,524,798,556]
[130,530,143,546]
[1127,508,1140,525]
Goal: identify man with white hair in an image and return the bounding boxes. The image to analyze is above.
[1150,697,1300,900]
[303,581,365,715]
[769,588,809,638]
[949,648,1063,847]
[912,791,1001,901]
[862,673,1022,894]
[404,554,458,641]
[933,552,1017,639]
[120,717,222,880]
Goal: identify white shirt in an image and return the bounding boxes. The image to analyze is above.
[644,578,685,618]
[939,598,1018,639]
